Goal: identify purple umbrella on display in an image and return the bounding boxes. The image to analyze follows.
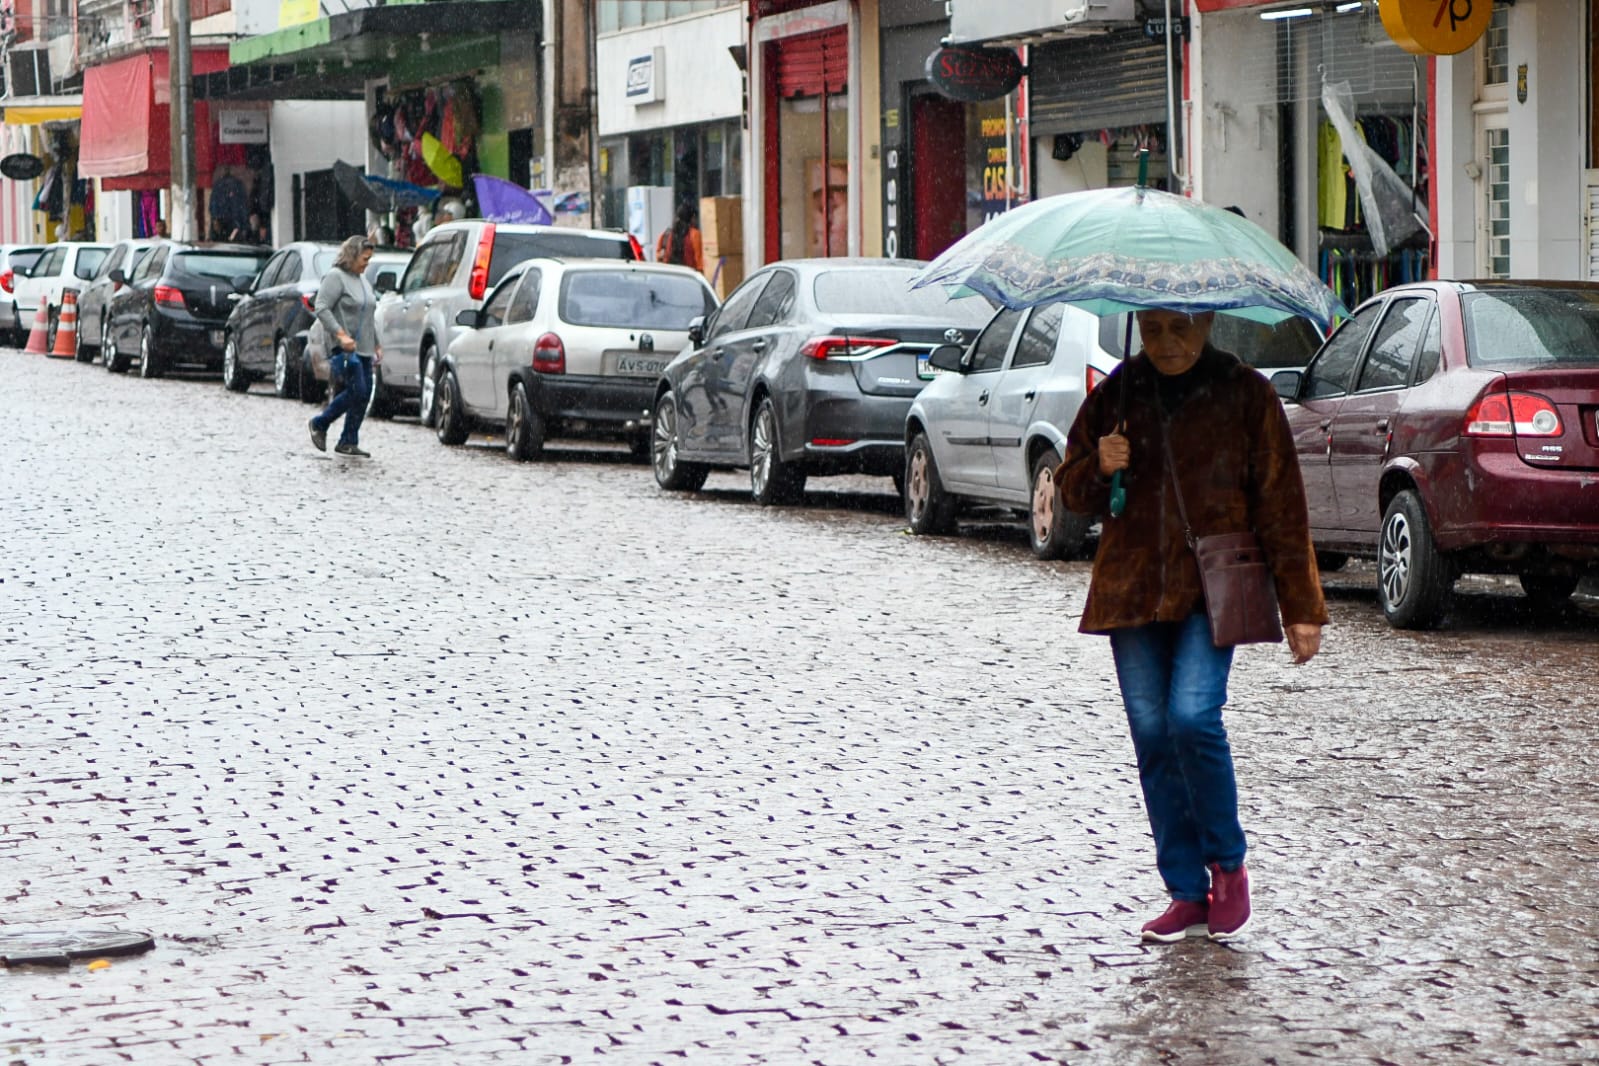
[472,175,554,226]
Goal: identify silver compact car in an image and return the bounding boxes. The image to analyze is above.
[436,258,716,459]
[905,307,1322,558]
[651,258,993,505]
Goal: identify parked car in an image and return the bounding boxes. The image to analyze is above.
[103,242,273,378]
[0,243,44,345]
[1272,279,1599,628]
[651,258,994,504]
[220,240,343,396]
[13,241,110,348]
[373,221,638,423]
[301,248,412,405]
[79,238,160,365]
[436,258,717,459]
[904,307,1323,558]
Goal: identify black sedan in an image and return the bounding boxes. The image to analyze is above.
[651,258,993,504]
[105,242,273,378]
[221,240,341,397]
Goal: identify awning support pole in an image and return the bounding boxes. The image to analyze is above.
[170,0,197,240]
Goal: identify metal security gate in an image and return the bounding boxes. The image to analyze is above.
[1027,30,1169,134]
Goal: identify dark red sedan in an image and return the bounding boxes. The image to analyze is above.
[1271,280,1599,628]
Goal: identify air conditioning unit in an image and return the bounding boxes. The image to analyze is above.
[7,47,52,98]
[949,0,1137,43]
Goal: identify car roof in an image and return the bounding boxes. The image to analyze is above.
[757,257,931,274]
[498,256,711,282]
[428,220,630,243]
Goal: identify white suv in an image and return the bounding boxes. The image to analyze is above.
[372,221,638,421]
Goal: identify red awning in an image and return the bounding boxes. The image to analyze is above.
[79,48,231,191]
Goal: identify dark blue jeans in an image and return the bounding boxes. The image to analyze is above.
[314,353,371,448]
[1109,612,1245,902]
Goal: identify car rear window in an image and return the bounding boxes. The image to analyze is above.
[560,270,714,329]
[175,252,274,280]
[74,248,109,280]
[10,249,42,271]
[314,251,337,275]
[489,232,632,285]
[1462,289,1599,368]
[812,268,993,325]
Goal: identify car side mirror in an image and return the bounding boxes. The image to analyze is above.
[687,315,705,346]
[454,308,481,329]
[108,268,126,285]
[231,274,255,292]
[375,271,397,294]
[1270,369,1303,402]
[928,343,966,373]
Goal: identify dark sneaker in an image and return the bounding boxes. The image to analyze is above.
[308,419,326,452]
[1140,899,1209,943]
[1207,863,1251,941]
[334,443,371,458]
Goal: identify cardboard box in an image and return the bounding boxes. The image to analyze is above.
[699,196,743,258]
[705,254,744,300]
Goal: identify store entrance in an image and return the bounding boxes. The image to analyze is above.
[910,93,966,261]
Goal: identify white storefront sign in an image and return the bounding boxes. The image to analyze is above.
[627,48,664,106]
[219,109,270,145]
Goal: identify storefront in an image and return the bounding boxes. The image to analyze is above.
[0,97,85,242]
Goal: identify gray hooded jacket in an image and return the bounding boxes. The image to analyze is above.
[313,267,378,355]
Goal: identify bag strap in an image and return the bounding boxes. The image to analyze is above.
[1158,414,1197,549]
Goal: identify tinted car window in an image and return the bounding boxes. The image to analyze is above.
[10,249,42,273]
[969,308,1025,373]
[277,252,304,285]
[1302,304,1381,399]
[134,246,168,283]
[174,251,273,280]
[74,248,108,280]
[479,275,518,328]
[33,248,64,277]
[745,270,795,329]
[1011,304,1063,369]
[506,270,541,324]
[489,232,631,285]
[97,245,127,279]
[426,235,463,286]
[1358,298,1429,392]
[399,245,435,294]
[812,268,992,325]
[562,270,712,329]
[1462,288,1599,368]
[1412,308,1442,384]
[257,251,289,289]
[706,274,770,340]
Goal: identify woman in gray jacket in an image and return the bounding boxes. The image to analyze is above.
[308,235,384,458]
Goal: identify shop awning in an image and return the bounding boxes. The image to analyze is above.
[197,1,538,101]
[79,48,230,191]
[2,97,84,125]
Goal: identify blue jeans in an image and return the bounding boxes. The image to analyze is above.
[314,353,371,448]
[1109,612,1245,902]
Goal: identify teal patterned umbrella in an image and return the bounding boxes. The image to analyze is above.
[911,184,1345,332]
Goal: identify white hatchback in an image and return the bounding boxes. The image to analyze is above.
[12,242,110,346]
[435,258,717,460]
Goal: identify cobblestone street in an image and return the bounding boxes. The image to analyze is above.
[3,351,1598,1065]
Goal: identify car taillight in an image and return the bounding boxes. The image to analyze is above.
[533,332,566,374]
[1464,389,1563,437]
[627,233,645,262]
[301,294,314,312]
[154,285,185,308]
[467,223,496,300]
[800,335,896,360]
[0,270,12,294]
[1087,365,1107,392]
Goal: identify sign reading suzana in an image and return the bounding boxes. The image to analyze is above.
[925,46,1025,103]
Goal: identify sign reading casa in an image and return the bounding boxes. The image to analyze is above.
[1379,0,1491,54]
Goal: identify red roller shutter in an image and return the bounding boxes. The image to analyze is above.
[775,27,847,98]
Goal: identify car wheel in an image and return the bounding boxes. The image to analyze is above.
[652,389,708,491]
[73,312,93,363]
[749,397,805,506]
[300,353,325,404]
[136,323,163,379]
[1315,551,1349,573]
[45,307,58,351]
[1378,490,1453,629]
[1029,447,1090,560]
[1519,573,1579,612]
[505,381,546,462]
[102,319,128,373]
[418,344,441,427]
[904,432,957,535]
[273,337,300,399]
[434,368,469,445]
[222,334,248,392]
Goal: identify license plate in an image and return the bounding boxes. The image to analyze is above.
[209,330,225,348]
[604,351,670,377]
[917,353,944,380]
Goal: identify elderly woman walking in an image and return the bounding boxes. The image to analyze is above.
[1056,308,1327,943]
[308,235,383,458]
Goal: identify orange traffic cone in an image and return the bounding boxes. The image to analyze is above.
[22,301,49,354]
[49,291,79,359]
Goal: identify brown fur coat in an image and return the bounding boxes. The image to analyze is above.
[1055,345,1329,635]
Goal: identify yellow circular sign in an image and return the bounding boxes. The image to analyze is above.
[1380,0,1493,55]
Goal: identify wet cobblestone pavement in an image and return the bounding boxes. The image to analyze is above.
[4,352,1599,1065]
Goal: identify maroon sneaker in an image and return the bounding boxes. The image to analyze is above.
[1140,899,1209,943]
[1207,863,1251,940]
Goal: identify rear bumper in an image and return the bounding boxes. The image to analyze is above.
[1431,447,1599,551]
[530,372,656,431]
[790,386,912,476]
[152,309,229,367]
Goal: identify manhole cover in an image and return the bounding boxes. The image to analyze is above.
[0,930,155,966]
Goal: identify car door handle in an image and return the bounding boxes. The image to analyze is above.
[751,340,768,352]
[1319,420,1332,430]
[713,347,728,360]
[1375,418,1390,432]
[1023,389,1036,401]
[978,390,990,405]
[488,339,494,351]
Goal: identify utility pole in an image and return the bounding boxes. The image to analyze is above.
[170,0,197,239]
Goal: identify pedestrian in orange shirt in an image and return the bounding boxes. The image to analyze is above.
[655,203,703,271]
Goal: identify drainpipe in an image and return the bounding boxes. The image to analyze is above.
[170,0,197,239]
[1163,0,1186,194]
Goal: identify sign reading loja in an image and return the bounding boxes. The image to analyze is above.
[924,46,1025,103]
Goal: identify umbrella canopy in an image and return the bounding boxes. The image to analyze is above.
[333,160,390,215]
[472,174,553,225]
[911,185,1345,332]
[420,133,463,189]
[365,174,440,210]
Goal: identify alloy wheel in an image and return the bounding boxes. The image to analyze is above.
[652,399,679,481]
[419,349,440,424]
[101,321,114,369]
[1379,509,1412,607]
[906,447,931,522]
[223,337,240,388]
[274,340,291,394]
[750,405,776,499]
[1032,464,1056,547]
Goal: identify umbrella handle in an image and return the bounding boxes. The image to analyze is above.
[1109,471,1126,518]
